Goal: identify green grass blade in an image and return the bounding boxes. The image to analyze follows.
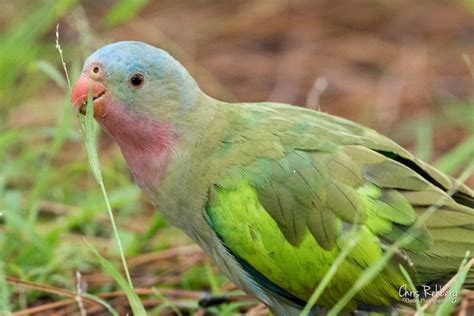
[78,90,135,291]
[56,25,140,313]
[415,118,432,162]
[0,262,10,313]
[36,60,66,89]
[55,24,71,91]
[301,208,364,316]
[128,212,167,254]
[103,0,149,27]
[435,252,472,316]
[300,232,361,316]
[80,92,102,183]
[434,136,474,173]
[85,239,146,316]
[151,288,183,316]
[26,95,72,224]
[82,293,119,316]
[399,264,422,314]
[205,263,220,295]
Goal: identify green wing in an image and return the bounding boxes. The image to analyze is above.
[205,102,474,309]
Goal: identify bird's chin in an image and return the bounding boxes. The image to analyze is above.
[78,92,107,118]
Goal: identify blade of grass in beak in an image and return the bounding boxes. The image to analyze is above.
[78,87,144,313]
[55,27,145,314]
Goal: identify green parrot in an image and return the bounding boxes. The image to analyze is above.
[71,41,474,315]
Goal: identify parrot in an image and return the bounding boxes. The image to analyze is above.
[71,41,474,315]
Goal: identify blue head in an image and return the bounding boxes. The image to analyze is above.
[73,41,201,120]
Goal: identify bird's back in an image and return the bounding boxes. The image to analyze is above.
[200,100,474,311]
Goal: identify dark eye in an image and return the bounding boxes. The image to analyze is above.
[93,66,99,73]
[129,73,144,88]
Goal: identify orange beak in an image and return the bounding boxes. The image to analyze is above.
[71,74,107,117]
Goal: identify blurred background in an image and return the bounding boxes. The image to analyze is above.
[1,0,473,315]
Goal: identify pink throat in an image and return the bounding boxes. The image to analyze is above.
[97,97,177,194]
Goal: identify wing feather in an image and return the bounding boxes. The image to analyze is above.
[205,102,474,305]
